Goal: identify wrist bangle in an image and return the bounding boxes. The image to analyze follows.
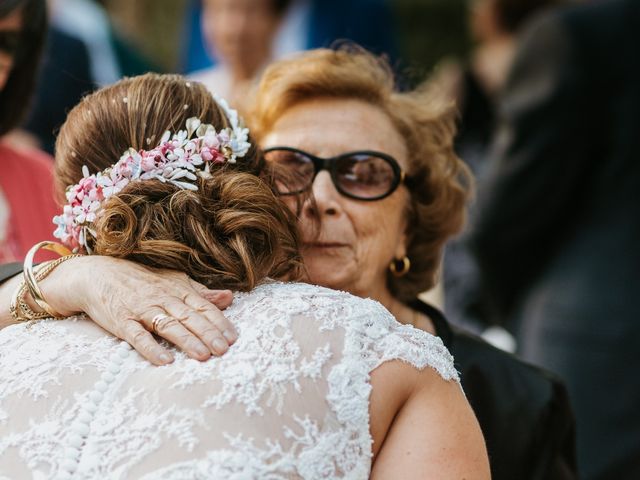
[10,280,51,322]
[22,241,81,320]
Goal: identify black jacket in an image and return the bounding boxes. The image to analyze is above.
[412,299,577,480]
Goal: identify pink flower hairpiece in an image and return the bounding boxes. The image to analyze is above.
[53,101,251,253]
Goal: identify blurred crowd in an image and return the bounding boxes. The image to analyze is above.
[1,0,639,479]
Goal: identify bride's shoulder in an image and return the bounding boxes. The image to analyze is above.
[234,280,364,308]
[239,280,393,320]
[249,280,361,300]
[241,282,459,382]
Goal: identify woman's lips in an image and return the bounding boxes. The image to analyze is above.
[303,242,348,248]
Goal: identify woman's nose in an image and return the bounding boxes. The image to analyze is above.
[303,171,341,217]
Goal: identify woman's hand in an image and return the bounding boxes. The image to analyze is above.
[41,256,237,365]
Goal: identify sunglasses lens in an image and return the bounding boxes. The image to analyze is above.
[335,154,397,199]
[264,149,314,194]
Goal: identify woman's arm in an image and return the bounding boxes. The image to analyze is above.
[0,256,237,365]
[371,366,490,479]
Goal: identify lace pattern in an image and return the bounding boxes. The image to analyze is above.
[0,282,459,479]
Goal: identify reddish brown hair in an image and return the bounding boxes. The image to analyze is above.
[55,73,302,291]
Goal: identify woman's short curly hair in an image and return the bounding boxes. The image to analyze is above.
[56,73,303,291]
[251,47,472,302]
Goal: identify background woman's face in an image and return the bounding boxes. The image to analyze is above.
[261,98,411,299]
[202,0,280,76]
[0,8,22,91]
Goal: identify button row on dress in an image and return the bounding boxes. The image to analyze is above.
[58,341,133,479]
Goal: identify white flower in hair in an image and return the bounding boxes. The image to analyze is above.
[213,93,251,162]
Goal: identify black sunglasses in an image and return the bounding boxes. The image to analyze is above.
[263,147,409,201]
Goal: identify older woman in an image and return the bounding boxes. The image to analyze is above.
[252,49,576,480]
[0,48,576,479]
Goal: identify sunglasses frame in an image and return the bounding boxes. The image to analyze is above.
[264,146,408,201]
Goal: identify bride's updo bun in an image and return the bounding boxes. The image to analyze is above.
[55,73,302,290]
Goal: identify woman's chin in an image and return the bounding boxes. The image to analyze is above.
[302,251,358,290]
[306,268,354,293]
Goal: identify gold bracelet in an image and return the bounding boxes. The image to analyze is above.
[22,241,80,320]
[10,280,51,322]
[11,254,82,322]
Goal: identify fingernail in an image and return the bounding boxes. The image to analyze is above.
[195,344,210,357]
[223,329,237,343]
[212,338,228,354]
[159,353,173,364]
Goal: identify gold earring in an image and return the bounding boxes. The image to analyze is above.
[389,256,410,277]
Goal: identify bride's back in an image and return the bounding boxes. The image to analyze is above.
[0,281,458,479]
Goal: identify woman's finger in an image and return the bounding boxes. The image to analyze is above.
[173,305,230,356]
[120,319,174,366]
[141,306,212,361]
[188,280,234,310]
[160,296,233,354]
[181,291,238,345]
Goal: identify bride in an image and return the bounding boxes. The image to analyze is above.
[0,74,489,479]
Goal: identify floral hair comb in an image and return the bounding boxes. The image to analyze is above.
[53,95,251,253]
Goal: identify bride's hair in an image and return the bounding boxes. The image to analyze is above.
[55,73,302,291]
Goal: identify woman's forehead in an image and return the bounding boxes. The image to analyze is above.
[260,98,408,165]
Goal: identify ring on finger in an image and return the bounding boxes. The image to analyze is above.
[151,313,170,335]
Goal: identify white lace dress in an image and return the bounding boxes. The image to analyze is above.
[0,282,459,479]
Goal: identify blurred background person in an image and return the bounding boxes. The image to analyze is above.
[456,0,564,169]
[469,0,640,478]
[15,24,94,154]
[182,0,397,78]
[0,0,57,262]
[189,0,293,112]
[430,0,564,340]
[49,0,120,87]
[11,0,158,154]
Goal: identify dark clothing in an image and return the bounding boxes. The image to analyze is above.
[0,263,22,282]
[412,299,577,480]
[307,0,398,59]
[456,69,496,162]
[24,28,95,155]
[469,1,640,478]
[0,262,578,478]
[444,69,499,332]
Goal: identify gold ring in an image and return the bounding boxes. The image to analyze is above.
[151,313,170,334]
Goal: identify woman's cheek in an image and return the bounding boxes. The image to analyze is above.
[358,201,407,264]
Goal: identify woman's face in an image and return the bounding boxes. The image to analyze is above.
[261,98,411,300]
[202,0,280,77]
[0,8,22,91]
